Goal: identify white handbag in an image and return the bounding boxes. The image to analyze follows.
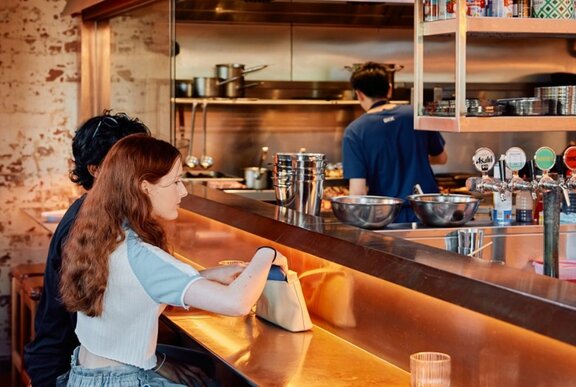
[255,269,313,332]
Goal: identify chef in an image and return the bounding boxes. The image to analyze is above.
[342,62,448,223]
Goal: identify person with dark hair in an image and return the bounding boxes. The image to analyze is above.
[24,111,151,386]
[342,62,448,223]
[57,134,287,386]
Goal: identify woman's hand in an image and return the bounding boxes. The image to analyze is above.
[272,250,289,275]
[200,264,246,285]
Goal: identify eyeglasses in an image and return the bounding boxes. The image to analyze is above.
[92,116,119,139]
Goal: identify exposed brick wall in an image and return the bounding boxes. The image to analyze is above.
[0,0,80,358]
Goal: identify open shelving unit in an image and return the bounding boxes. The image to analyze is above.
[413,2,576,133]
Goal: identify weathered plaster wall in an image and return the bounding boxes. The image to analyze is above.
[0,0,79,359]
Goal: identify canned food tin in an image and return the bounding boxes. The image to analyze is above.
[467,0,486,16]
[445,0,457,17]
[492,0,514,16]
[424,0,439,21]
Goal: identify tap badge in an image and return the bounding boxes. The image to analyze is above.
[563,146,576,171]
[472,147,495,173]
[505,147,526,172]
[534,146,556,172]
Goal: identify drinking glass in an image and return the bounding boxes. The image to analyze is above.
[410,351,451,387]
[457,228,484,257]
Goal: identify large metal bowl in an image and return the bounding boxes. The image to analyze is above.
[408,194,480,227]
[331,195,404,229]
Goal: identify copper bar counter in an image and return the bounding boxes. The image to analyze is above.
[162,185,576,387]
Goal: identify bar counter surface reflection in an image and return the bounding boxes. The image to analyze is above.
[162,184,576,387]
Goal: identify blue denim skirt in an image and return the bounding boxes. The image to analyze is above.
[58,347,186,387]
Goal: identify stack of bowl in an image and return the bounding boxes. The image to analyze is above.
[273,153,326,215]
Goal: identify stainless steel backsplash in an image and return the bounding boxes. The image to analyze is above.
[175,23,576,177]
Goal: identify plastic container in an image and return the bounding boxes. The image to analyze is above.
[532,260,576,280]
[493,191,513,225]
[515,190,533,223]
[533,193,544,224]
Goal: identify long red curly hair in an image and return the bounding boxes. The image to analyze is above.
[60,134,182,317]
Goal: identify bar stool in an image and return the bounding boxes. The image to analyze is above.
[10,263,45,387]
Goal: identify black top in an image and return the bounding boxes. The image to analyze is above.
[24,196,85,387]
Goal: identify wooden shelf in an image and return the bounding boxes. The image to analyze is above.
[414,0,576,133]
[415,115,576,132]
[422,17,576,37]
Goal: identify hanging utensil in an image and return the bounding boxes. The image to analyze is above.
[256,146,269,180]
[199,102,214,169]
[413,184,424,195]
[176,105,190,157]
[185,102,199,168]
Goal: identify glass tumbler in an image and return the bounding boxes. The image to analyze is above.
[410,351,451,387]
[457,228,484,257]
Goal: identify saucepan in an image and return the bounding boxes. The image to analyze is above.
[215,63,268,81]
[193,77,221,98]
[216,64,268,98]
[175,80,193,98]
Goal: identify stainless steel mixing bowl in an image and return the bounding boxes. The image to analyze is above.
[331,195,404,229]
[408,194,480,227]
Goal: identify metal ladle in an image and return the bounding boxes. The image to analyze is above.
[199,102,214,169]
[256,146,269,181]
[185,102,199,168]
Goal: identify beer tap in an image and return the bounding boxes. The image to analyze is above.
[465,147,507,200]
[562,145,576,191]
[504,147,537,199]
[534,146,565,278]
[535,146,570,206]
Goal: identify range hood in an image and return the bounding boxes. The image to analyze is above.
[175,0,414,28]
[64,0,414,28]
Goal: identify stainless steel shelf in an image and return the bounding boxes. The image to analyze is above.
[173,97,360,105]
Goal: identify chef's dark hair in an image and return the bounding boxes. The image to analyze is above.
[70,110,151,190]
[350,62,391,99]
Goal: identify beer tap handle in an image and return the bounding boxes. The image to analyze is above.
[562,145,576,190]
[560,180,571,207]
[534,146,557,192]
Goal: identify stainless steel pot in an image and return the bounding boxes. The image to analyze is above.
[175,80,193,98]
[215,63,267,80]
[216,64,267,98]
[244,167,269,189]
[219,78,261,98]
[193,77,220,98]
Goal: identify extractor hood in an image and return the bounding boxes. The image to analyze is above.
[175,0,414,28]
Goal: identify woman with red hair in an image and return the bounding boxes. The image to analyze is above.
[59,134,286,386]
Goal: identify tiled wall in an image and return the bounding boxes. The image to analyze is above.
[0,0,80,359]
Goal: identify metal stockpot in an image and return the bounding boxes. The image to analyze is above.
[216,64,267,98]
[193,77,220,98]
[175,80,193,98]
[215,63,267,81]
[244,167,269,189]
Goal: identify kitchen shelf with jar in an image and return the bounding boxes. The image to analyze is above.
[413,0,576,133]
